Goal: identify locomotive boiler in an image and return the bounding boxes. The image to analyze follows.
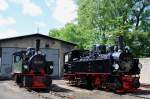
[12,39,53,89]
[64,36,142,92]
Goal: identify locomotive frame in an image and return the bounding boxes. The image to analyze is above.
[64,72,139,93]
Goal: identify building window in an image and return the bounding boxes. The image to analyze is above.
[45,44,49,48]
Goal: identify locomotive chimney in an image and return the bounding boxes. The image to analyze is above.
[36,39,40,51]
[116,36,124,51]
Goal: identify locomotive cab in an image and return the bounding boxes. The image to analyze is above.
[65,50,89,62]
[64,50,89,73]
[12,51,26,73]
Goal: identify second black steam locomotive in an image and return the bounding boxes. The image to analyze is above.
[64,36,142,92]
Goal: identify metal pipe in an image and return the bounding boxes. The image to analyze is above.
[116,36,124,51]
[36,39,40,51]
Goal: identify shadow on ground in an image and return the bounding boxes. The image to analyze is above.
[33,84,73,93]
[126,89,150,99]
[132,89,150,95]
[51,84,73,92]
[0,77,11,81]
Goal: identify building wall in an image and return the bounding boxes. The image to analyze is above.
[0,36,75,78]
[0,37,60,48]
[139,58,150,84]
[60,43,75,77]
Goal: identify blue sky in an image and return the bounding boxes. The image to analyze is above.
[0,0,77,38]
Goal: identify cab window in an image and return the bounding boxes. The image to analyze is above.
[65,54,69,63]
[14,55,21,63]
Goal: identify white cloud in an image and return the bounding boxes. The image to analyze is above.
[34,21,47,28]
[0,29,19,39]
[52,0,78,24]
[44,0,55,7]
[0,0,9,11]
[10,0,42,16]
[22,1,42,16]
[0,17,16,26]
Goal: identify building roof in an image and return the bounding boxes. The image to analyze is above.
[0,33,76,46]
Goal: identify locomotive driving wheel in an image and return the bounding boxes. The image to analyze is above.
[94,77,100,89]
[79,76,88,88]
[133,77,140,88]
[112,78,122,92]
[78,76,93,89]
[23,76,32,87]
[14,74,23,87]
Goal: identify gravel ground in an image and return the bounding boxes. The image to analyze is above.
[0,80,60,99]
[0,80,150,99]
[0,81,39,99]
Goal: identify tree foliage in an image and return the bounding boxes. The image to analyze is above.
[49,0,150,57]
[49,23,87,49]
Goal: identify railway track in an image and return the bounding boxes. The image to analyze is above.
[128,93,150,99]
[129,86,150,99]
[28,87,150,99]
[27,88,74,99]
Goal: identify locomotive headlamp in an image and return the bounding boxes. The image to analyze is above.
[136,75,140,77]
[138,63,142,69]
[24,65,28,69]
[113,64,119,70]
[50,65,53,69]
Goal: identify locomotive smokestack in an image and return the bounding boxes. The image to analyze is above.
[36,39,40,51]
[116,36,124,51]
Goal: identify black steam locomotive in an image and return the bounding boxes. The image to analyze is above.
[64,36,142,92]
[12,39,53,89]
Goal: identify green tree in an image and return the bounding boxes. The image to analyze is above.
[49,0,150,57]
[49,23,87,49]
[77,0,150,56]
